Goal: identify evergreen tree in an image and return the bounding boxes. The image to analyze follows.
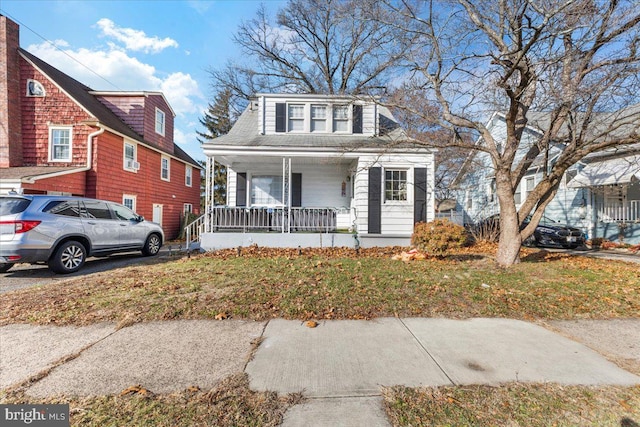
[198,89,233,205]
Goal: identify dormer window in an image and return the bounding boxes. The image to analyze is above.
[288,104,304,132]
[26,79,45,97]
[310,105,327,132]
[155,108,166,136]
[333,105,349,132]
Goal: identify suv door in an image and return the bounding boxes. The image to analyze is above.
[109,202,148,248]
[80,200,120,251]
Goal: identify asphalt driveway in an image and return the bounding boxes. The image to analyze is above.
[0,244,184,294]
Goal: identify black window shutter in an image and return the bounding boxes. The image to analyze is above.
[414,168,427,223]
[236,172,247,207]
[275,103,286,133]
[352,105,363,134]
[291,173,302,207]
[368,167,381,234]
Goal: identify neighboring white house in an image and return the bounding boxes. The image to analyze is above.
[453,110,640,245]
[194,93,436,250]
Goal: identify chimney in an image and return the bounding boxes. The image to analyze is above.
[0,15,23,167]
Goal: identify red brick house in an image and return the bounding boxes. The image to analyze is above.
[0,16,201,239]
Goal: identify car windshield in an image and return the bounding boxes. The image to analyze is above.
[0,197,31,215]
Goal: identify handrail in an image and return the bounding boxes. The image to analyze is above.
[185,214,205,250]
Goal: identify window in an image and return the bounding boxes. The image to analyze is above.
[81,200,112,219]
[123,142,137,171]
[155,108,166,136]
[466,191,473,210]
[310,104,327,132]
[251,175,283,205]
[185,165,192,187]
[183,203,193,214]
[122,195,136,212]
[161,156,170,181]
[288,104,304,132]
[43,200,80,217]
[333,105,349,132]
[487,178,496,202]
[49,127,72,162]
[26,79,45,97]
[385,169,407,201]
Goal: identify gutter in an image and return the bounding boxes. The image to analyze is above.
[22,124,105,184]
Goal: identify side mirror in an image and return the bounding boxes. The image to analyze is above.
[136,215,145,222]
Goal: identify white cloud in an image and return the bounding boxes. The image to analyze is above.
[96,18,178,54]
[160,72,203,117]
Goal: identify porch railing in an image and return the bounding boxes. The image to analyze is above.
[597,200,640,223]
[204,206,354,233]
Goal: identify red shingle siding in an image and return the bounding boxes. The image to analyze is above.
[143,95,174,153]
[93,131,200,239]
[22,171,87,195]
[19,57,92,166]
[0,16,23,167]
[95,95,145,135]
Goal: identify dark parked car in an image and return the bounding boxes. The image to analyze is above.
[475,214,586,249]
[0,195,164,274]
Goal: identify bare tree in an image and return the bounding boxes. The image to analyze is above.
[208,0,406,110]
[383,0,640,267]
[386,86,467,209]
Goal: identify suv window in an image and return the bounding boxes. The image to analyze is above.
[43,200,81,217]
[81,201,113,219]
[111,203,138,221]
[0,198,31,215]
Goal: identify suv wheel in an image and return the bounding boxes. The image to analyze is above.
[49,241,86,274]
[0,263,14,273]
[142,233,161,256]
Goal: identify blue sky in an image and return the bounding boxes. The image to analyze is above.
[0,0,287,162]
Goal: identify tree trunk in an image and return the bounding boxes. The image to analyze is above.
[495,174,522,267]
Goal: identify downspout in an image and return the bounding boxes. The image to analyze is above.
[83,125,105,172]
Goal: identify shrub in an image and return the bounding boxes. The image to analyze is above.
[412,219,469,255]
[589,237,604,248]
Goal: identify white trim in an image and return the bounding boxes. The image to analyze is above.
[183,203,193,213]
[155,107,166,136]
[48,126,73,162]
[161,155,171,181]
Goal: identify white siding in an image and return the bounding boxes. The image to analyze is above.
[354,154,435,235]
[227,170,237,206]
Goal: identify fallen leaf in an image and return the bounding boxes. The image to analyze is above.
[215,312,228,320]
[304,320,319,328]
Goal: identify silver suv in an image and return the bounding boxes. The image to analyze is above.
[0,195,164,274]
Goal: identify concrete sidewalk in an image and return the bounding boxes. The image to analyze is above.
[1,318,639,426]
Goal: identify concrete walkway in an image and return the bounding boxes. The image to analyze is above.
[1,318,639,426]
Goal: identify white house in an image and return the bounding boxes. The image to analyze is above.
[453,110,640,245]
[193,93,436,250]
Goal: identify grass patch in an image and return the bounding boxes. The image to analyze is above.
[1,247,639,326]
[1,373,302,427]
[383,384,640,427]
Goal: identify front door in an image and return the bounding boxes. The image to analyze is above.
[152,204,163,226]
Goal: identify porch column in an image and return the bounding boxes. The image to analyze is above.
[205,156,213,233]
[282,157,292,233]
